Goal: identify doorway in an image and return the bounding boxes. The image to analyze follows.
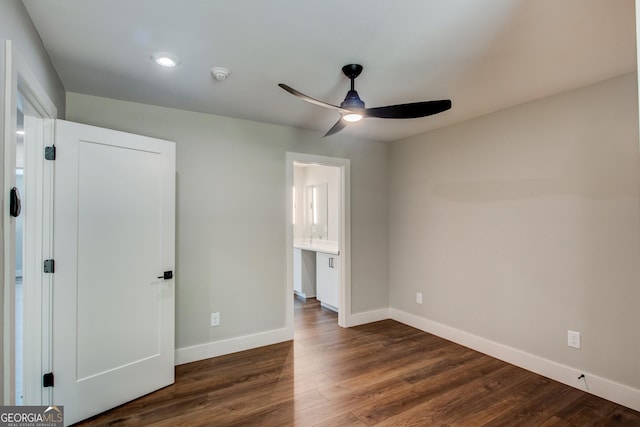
[292,162,340,315]
[285,153,351,334]
[3,41,57,405]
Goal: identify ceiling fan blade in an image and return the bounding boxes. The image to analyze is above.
[279,84,350,114]
[324,118,347,137]
[364,100,452,119]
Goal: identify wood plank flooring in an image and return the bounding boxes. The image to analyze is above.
[76,297,640,426]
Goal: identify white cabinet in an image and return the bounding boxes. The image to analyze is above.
[316,252,340,311]
[293,248,302,293]
[293,248,316,298]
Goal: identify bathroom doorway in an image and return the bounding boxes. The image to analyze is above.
[285,153,351,334]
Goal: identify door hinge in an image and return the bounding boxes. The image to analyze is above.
[43,372,54,387]
[44,259,55,273]
[45,145,56,160]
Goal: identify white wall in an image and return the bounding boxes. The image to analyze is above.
[65,92,390,352]
[0,0,65,403]
[389,73,640,404]
[293,165,304,239]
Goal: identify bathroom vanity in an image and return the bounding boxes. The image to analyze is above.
[293,240,340,312]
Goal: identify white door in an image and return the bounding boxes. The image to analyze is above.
[51,120,175,425]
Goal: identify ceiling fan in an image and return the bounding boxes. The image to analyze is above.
[279,64,452,137]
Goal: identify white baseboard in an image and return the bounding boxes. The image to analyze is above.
[321,301,338,313]
[390,308,640,412]
[345,307,390,327]
[175,327,293,365]
[294,291,316,299]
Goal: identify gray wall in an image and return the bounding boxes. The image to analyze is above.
[0,0,65,403]
[65,92,390,350]
[389,73,640,390]
[0,1,65,116]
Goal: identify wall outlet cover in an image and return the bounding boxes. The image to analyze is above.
[568,330,581,349]
[416,292,423,304]
[211,312,220,327]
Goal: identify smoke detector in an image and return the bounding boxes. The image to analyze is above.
[211,67,231,81]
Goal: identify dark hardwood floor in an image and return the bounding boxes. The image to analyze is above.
[77,297,640,426]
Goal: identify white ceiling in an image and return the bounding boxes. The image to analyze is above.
[22,0,637,142]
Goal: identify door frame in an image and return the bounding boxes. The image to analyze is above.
[285,152,351,329]
[2,40,57,405]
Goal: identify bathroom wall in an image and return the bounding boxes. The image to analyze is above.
[293,165,305,239]
[294,164,341,243]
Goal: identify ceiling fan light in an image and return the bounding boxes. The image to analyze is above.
[343,112,363,122]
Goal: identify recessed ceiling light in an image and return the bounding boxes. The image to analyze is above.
[152,52,179,67]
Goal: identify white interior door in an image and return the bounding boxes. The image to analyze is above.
[52,120,175,425]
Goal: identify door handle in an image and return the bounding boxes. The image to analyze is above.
[329,257,334,268]
[157,271,173,280]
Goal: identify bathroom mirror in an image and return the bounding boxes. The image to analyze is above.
[305,183,328,240]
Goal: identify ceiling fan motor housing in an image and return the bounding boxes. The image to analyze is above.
[340,90,365,109]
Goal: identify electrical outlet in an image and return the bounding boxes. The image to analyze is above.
[568,330,581,349]
[211,312,220,327]
[416,292,423,304]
